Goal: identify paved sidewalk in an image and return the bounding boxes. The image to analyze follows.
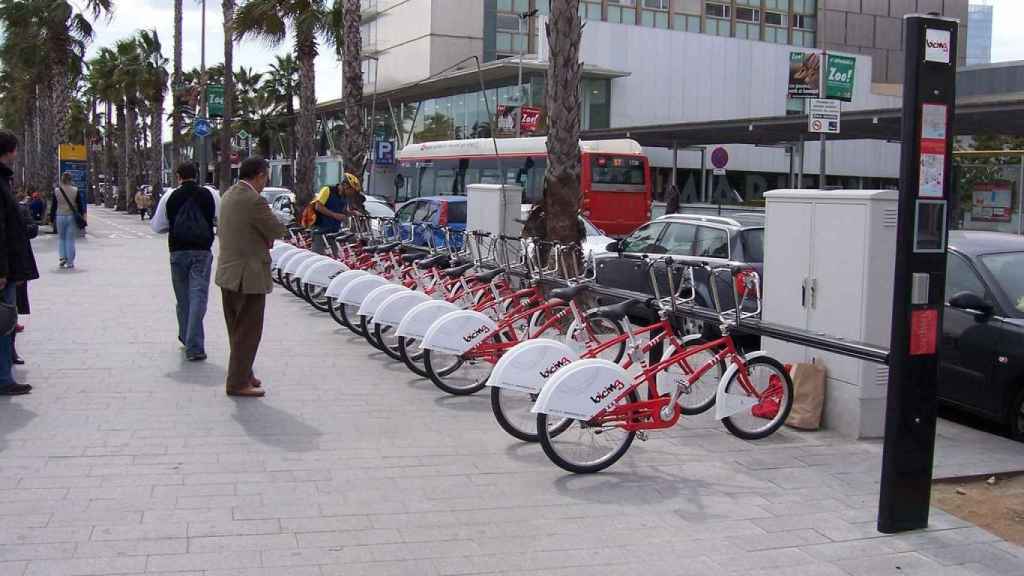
[1,207,1022,576]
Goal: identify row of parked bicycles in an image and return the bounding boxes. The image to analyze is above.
[270,217,794,474]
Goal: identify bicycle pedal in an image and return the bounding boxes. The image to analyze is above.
[636,431,648,442]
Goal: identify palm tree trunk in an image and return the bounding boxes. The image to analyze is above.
[543,0,583,251]
[341,0,367,186]
[104,100,115,208]
[219,0,236,189]
[293,27,318,212]
[88,97,99,204]
[118,102,130,211]
[172,0,184,169]
[150,102,163,197]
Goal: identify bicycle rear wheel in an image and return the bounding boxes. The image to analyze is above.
[360,315,384,350]
[375,322,403,360]
[304,283,332,312]
[423,338,498,396]
[566,317,626,363]
[340,303,366,337]
[328,297,349,328]
[721,356,793,440]
[537,390,638,474]
[491,387,573,443]
[667,339,724,416]
[397,335,428,378]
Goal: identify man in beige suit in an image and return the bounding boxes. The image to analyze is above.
[215,157,286,397]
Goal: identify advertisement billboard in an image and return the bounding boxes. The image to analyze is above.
[971,181,1013,222]
[788,51,821,98]
[824,53,856,102]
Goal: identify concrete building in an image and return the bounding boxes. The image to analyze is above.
[966,0,993,66]
[309,0,972,199]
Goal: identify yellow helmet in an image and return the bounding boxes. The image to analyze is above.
[343,172,361,192]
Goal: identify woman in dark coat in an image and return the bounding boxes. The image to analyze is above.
[11,197,36,365]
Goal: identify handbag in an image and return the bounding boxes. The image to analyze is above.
[57,186,87,229]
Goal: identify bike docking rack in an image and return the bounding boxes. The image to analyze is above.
[507,251,891,367]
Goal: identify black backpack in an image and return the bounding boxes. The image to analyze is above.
[172,192,213,246]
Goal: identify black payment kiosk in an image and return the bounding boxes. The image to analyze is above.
[878,14,959,534]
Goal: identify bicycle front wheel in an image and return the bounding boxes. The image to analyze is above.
[341,303,366,337]
[537,390,638,474]
[304,283,332,312]
[375,323,403,361]
[490,387,573,443]
[397,335,428,378]
[328,297,349,328]
[721,356,794,440]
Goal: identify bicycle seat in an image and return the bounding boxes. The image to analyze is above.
[442,263,475,278]
[414,254,450,270]
[401,252,430,264]
[469,268,503,283]
[549,284,588,302]
[587,299,640,322]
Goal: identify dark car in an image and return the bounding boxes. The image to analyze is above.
[595,212,764,308]
[940,230,1024,439]
[395,196,467,249]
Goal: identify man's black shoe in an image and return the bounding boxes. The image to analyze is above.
[0,383,31,395]
[186,352,207,362]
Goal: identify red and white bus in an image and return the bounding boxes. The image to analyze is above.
[394,137,651,236]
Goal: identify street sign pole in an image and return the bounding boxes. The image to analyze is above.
[819,51,827,189]
[878,14,958,534]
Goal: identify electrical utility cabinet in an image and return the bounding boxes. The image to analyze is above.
[762,189,898,438]
[467,184,523,237]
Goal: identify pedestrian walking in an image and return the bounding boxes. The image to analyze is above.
[0,129,38,395]
[151,163,218,362]
[215,157,286,397]
[54,172,86,269]
[135,189,153,220]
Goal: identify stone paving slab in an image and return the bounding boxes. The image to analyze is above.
[0,207,1021,576]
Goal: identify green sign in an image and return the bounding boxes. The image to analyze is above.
[207,84,225,117]
[237,129,251,141]
[825,54,856,102]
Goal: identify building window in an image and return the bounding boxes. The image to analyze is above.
[535,0,550,15]
[641,10,669,28]
[764,11,784,26]
[792,14,816,30]
[672,13,701,32]
[736,7,759,23]
[792,30,815,47]
[579,1,602,20]
[705,2,730,19]
[735,23,761,40]
[763,25,787,43]
[792,0,816,14]
[608,5,637,24]
[497,0,530,11]
[764,0,787,9]
[643,0,669,9]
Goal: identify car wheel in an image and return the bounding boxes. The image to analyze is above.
[1010,388,1024,440]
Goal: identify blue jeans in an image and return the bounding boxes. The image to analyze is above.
[170,250,213,356]
[0,283,16,386]
[56,213,77,265]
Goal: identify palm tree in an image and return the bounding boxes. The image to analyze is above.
[87,47,120,208]
[138,29,169,199]
[543,0,584,254]
[340,0,366,187]
[172,0,184,169]
[114,37,144,212]
[234,0,340,211]
[263,54,299,159]
[0,0,114,195]
[219,0,236,189]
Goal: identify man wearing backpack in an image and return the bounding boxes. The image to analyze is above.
[151,162,218,361]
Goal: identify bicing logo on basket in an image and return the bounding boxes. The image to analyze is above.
[462,324,491,343]
[539,356,572,379]
[590,379,626,404]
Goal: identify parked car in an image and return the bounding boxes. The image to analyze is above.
[593,212,764,341]
[940,230,1024,439]
[395,196,467,248]
[260,186,291,206]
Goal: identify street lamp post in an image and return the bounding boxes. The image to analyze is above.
[198,0,208,185]
[515,8,539,138]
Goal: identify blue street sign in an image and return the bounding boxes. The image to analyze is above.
[193,117,211,138]
[375,140,395,166]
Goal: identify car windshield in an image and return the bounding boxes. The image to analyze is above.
[980,251,1024,315]
[364,201,394,218]
[740,229,764,263]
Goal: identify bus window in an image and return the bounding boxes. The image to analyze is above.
[591,156,645,187]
